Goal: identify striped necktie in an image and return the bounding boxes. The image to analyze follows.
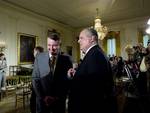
[50,55,56,74]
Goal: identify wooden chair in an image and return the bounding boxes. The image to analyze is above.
[15,76,32,109]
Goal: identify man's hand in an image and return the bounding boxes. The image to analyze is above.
[44,96,58,106]
[67,68,76,78]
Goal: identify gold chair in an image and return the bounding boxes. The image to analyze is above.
[5,76,19,96]
[15,76,31,109]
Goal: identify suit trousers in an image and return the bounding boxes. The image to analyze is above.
[36,97,66,113]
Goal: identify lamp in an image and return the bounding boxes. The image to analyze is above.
[146,26,150,34]
[94,8,108,40]
[147,18,150,25]
[0,41,5,47]
[0,41,6,52]
[146,18,150,34]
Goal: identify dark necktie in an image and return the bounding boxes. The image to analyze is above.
[50,55,56,74]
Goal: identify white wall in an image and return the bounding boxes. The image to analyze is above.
[0,4,75,75]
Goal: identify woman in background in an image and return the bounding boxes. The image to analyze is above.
[0,53,7,92]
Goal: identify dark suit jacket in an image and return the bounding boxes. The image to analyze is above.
[32,52,72,113]
[68,45,117,113]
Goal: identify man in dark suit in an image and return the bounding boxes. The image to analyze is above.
[32,33,72,113]
[68,28,118,113]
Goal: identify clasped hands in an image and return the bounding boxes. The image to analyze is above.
[44,96,58,106]
[67,68,76,78]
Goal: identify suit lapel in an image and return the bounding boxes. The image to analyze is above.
[74,45,99,77]
[80,45,99,64]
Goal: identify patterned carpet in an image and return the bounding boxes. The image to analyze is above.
[0,93,30,113]
[1,91,150,113]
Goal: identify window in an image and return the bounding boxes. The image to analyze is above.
[143,34,150,47]
[107,38,116,56]
[104,31,120,57]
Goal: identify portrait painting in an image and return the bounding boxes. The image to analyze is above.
[18,33,37,64]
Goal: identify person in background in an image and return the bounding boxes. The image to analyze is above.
[67,28,118,113]
[116,56,124,79]
[32,33,72,113]
[145,40,150,71]
[0,53,7,92]
[145,40,150,93]
[30,46,44,113]
[124,45,139,80]
[33,46,44,58]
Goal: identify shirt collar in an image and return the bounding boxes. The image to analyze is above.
[85,44,97,54]
[49,52,59,60]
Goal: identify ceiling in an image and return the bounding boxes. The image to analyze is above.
[1,0,150,28]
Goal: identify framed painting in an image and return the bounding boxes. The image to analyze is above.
[17,33,37,64]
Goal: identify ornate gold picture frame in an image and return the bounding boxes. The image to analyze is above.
[17,33,37,64]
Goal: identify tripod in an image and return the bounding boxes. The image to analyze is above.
[123,64,146,113]
[123,64,139,97]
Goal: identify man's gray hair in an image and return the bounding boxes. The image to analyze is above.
[83,27,98,42]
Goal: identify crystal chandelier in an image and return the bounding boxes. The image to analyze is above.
[94,8,108,40]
